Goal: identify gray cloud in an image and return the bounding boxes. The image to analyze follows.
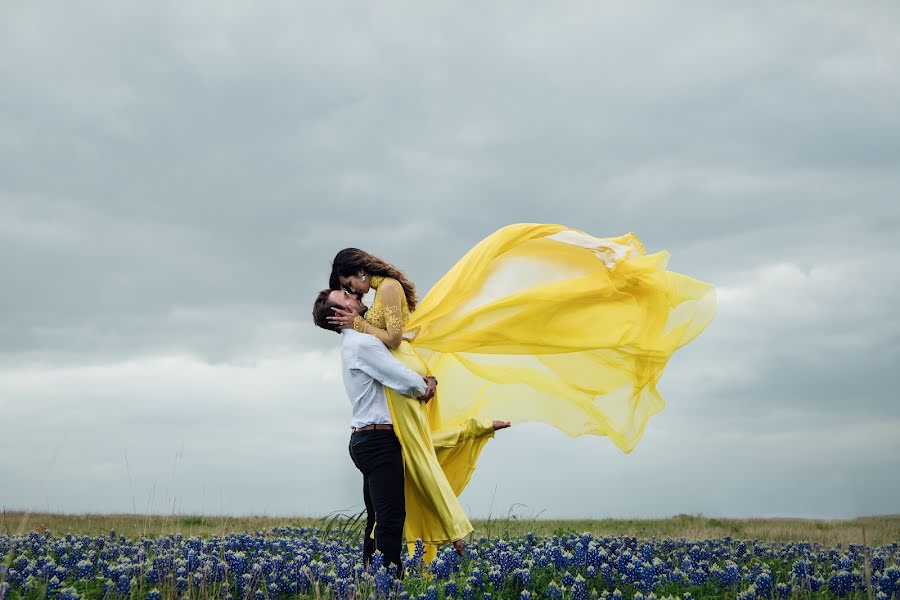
[2,1,899,518]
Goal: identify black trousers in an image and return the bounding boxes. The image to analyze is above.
[348,429,405,574]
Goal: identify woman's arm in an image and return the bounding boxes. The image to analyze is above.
[357,278,404,349]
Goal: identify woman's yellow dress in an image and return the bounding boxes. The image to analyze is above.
[364,277,495,563]
[364,223,716,562]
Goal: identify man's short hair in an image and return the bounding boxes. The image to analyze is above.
[312,289,341,333]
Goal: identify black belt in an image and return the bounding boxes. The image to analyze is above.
[351,424,394,432]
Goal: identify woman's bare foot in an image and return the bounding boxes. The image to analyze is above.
[453,539,465,556]
[492,420,511,431]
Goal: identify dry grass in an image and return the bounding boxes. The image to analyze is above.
[3,511,898,546]
[478,514,900,547]
[0,511,317,540]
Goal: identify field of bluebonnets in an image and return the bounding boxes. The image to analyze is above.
[1,513,898,600]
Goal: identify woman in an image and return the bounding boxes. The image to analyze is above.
[328,223,715,560]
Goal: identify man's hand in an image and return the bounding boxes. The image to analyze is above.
[418,376,437,403]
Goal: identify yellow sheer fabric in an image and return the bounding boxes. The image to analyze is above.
[406,223,716,452]
[364,223,715,561]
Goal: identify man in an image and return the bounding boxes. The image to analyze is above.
[312,288,436,576]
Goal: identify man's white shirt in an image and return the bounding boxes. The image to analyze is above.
[340,329,427,429]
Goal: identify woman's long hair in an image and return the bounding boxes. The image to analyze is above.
[329,248,418,311]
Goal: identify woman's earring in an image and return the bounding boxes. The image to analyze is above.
[361,275,366,282]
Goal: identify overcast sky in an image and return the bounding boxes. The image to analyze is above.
[2,2,899,521]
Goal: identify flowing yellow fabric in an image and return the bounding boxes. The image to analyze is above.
[364,223,715,562]
[406,223,716,453]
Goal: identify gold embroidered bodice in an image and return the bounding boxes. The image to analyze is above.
[365,275,410,338]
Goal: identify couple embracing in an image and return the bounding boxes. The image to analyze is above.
[312,223,717,577]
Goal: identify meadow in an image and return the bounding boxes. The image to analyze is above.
[1,512,898,600]
[3,512,898,547]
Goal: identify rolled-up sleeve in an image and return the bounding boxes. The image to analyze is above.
[354,337,427,398]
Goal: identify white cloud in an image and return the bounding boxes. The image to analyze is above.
[0,351,363,515]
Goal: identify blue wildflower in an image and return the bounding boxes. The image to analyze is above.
[334,576,351,600]
[722,561,741,587]
[792,559,812,580]
[829,570,854,597]
[775,582,792,598]
[433,558,453,579]
[546,582,563,600]
[488,568,504,590]
[375,567,393,598]
[573,574,588,600]
[736,585,758,600]
[56,587,79,600]
[688,567,707,586]
[755,571,773,596]
[116,574,131,597]
[514,567,531,588]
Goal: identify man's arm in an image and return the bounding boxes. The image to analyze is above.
[354,336,428,398]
